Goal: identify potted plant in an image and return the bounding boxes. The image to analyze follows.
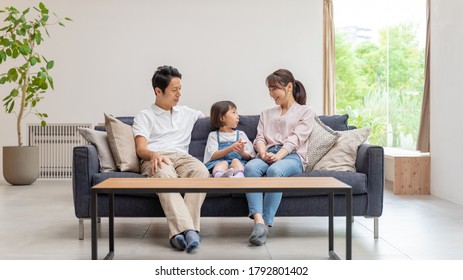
[0,2,71,185]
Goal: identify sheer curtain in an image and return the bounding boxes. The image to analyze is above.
[416,0,430,152]
[323,0,335,115]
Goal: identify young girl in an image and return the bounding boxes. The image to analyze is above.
[204,101,255,178]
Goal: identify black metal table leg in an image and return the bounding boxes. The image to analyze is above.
[328,192,340,259]
[91,191,98,260]
[104,193,115,260]
[346,189,352,260]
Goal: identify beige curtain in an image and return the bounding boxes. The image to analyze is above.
[323,0,335,115]
[416,0,431,152]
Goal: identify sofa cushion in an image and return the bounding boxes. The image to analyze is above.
[289,171,368,195]
[305,116,340,172]
[313,127,371,172]
[105,113,140,173]
[231,170,367,198]
[92,171,145,185]
[77,128,117,172]
[318,114,349,131]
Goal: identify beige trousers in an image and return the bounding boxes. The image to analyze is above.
[140,152,209,238]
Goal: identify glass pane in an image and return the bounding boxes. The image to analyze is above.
[333,0,426,150]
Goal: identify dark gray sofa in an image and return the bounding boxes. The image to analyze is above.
[72,114,384,240]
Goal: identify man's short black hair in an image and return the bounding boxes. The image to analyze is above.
[151,65,182,93]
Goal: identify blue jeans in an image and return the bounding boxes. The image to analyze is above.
[244,147,303,226]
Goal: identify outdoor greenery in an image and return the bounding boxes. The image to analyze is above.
[0,2,71,146]
[335,23,425,149]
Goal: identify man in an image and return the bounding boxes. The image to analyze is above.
[132,65,209,253]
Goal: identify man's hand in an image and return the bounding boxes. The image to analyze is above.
[150,152,169,175]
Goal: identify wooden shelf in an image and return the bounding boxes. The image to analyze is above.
[384,147,431,195]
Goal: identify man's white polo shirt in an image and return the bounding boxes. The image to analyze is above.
[132,104,205,154]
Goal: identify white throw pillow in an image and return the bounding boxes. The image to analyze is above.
[313,127,371,172]
[305,116,341,172]
[104,113,140,173]
[77,128,117,172]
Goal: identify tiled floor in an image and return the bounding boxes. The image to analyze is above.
[1,179,463,260]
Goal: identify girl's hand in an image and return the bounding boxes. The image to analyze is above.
[231,140,246,152]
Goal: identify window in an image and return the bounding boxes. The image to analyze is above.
[334,0,426,149]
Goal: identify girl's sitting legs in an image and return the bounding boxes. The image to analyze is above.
[230,158,245,177]
[212,161,234,177]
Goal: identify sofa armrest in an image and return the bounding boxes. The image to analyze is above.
[72,144,100,218]
[355,144,384,217]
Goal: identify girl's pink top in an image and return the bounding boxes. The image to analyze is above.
[254,102,315,168]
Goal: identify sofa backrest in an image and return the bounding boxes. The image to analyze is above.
[94,113,351,162]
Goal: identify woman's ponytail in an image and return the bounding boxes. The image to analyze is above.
[293,80,307,105]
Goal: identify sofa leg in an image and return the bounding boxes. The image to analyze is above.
[79,219,84,240]
[374,217,379,239]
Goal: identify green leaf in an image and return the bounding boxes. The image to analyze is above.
[40,15,49,25]
[2,93,11,101]
[65,17,73,21]
[42,113,48,118]
[0,50,6,62]
[30,57,38,66]
[1,38,12,46]
[12,48,19,58]
[25,93,34,101]
[46,60,54,69]
[10,88,19,97]
[47,76,54,90]
[17,28,26,36]
[34,32,43,44]
[7,68,18,81]
[19,45,31,55]
[39,3,48,14]
[8,100,14,113]
[41,120,46,127]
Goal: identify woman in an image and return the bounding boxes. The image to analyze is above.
[245,69,315,246]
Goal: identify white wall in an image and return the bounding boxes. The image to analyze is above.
[430,0,463,204]
[0,0,323,180]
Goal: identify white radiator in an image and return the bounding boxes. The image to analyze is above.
[28,123,92,179]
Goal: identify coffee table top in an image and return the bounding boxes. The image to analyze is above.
[92,177,351,194]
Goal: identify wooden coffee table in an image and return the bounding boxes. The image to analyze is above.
[91,177,352,260]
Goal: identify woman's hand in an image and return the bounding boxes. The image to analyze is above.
[261,151,280,164]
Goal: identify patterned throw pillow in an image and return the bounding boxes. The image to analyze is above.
[305,116,341,172]
[104,113,140,173]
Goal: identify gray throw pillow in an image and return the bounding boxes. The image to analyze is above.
[77,128,117,172]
